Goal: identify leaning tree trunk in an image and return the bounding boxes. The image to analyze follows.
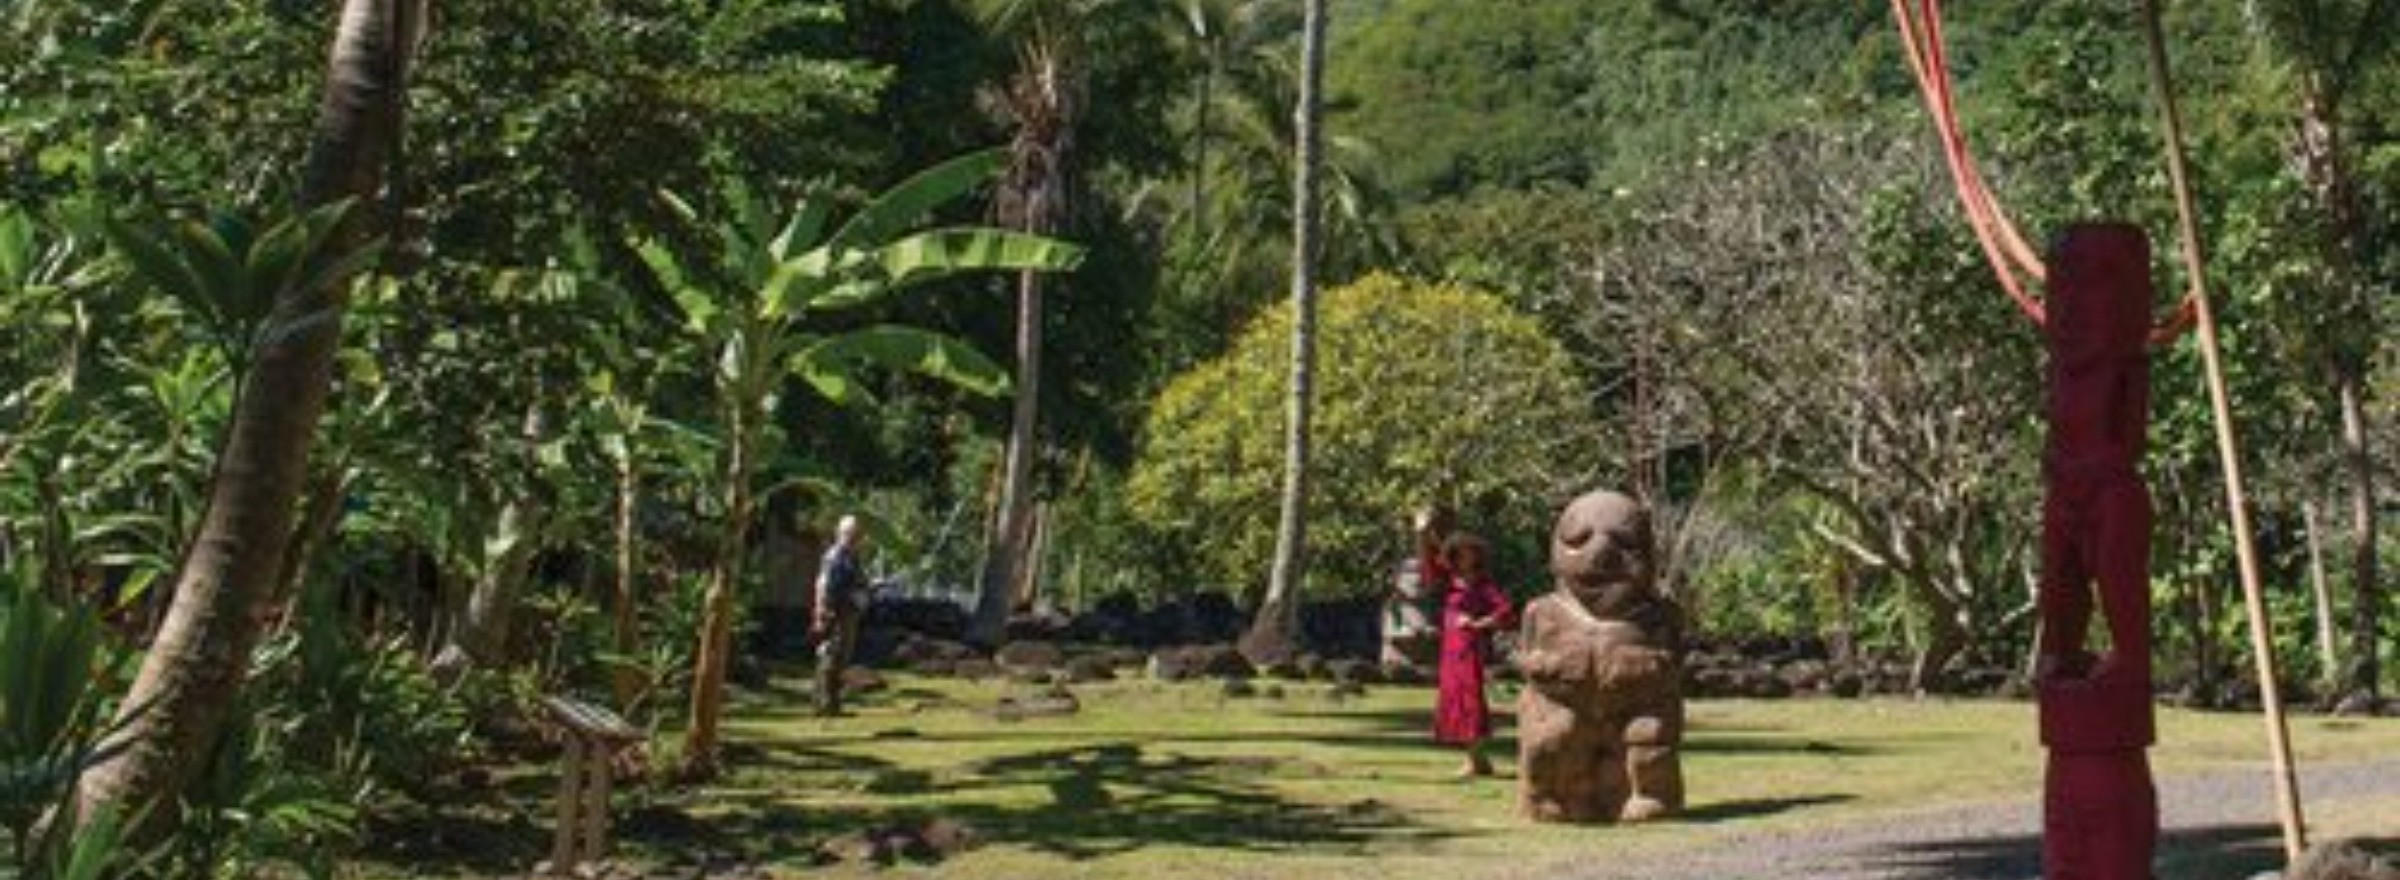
[976,269,1045,645]
[76,0,423,833]
[975,43,1080,648]
[1239,0,1328,668]
[438,403,549,672]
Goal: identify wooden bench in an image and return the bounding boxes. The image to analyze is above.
[537,695,643,877]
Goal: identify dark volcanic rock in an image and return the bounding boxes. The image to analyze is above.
[839,667,888,695]
[995,640,1065,671]
[1326,658,1381,685]
[1062,654,1117,683]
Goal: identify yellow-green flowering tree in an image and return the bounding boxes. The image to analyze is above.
[1130,273,1603,602]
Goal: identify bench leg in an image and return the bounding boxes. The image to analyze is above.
[551,738,587,876]
[580,746,614,865]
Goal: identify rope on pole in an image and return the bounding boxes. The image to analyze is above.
[2134,0,2307,861]
[1888,0,2047,323]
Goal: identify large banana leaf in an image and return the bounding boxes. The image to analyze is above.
[634,238,723,335]
[789,326,1012,404]
[825,149,1007,251]
[767,199,831,262]
[805,228,1086,313]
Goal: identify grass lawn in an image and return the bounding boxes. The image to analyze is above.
[355,672,2400,879]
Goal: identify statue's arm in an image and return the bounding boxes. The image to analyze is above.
[1516,602,1588,688]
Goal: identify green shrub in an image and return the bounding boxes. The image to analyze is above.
[1128,273,1601,600]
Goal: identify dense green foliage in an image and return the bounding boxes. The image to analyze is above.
[0,0,2392,870]
[1130,274,1597,598]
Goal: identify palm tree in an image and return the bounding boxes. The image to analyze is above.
[2245,0,2390,703]
[1239,0,1329,667]
[75,0,429,834]
[639,152,1082,775]
[967,0,1105,647]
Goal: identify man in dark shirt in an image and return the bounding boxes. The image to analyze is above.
[812,515,868,716]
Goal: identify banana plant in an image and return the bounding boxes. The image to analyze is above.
[634,150,1084,775]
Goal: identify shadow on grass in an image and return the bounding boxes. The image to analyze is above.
[786,708,1878,760]
[622,740,1462,868]
[1869,826,2399,880]
[1680,794,1856,823]
[1270,708,1882,757]
[949,742,1453,859]
[356,800,550,877]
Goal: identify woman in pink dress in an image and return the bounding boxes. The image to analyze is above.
[1433,531,1513,777]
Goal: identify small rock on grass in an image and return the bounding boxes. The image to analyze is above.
[813,818,982,867]
[839,667,888,695]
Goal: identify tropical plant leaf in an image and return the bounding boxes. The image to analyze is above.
[171,219,245,317]
[768,199,830,262]
[100,217,208,319]
[633,238,688,294]
[819,228,1084,311]
[790,326,1011,404]
[758,246,865,318]
[0,208,31,288]
[826,149,1006,250]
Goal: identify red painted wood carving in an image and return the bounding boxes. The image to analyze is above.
[2035,224,2160,880]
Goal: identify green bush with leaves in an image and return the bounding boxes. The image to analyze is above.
[1,567,138,880]
[1129,273,1600,601]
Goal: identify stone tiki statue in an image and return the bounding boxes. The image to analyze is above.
[2035,224,2160,880]
[1516,491,1686,823]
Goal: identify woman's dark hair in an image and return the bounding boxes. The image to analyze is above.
[1443,531,1490,569]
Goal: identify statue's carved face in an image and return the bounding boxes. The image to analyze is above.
[1550,491,1655,617]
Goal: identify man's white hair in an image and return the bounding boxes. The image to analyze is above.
[836,514,861,538]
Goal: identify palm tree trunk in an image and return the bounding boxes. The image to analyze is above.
[76,0,423,833]
[1241,0,1328,667]
[976,268,1044,646]
[975,43,1078,647]
[1017,500,1051,610]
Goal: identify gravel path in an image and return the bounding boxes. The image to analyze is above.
[1548,760,2400,880]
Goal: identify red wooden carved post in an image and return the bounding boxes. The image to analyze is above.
[2035,224,2160,880]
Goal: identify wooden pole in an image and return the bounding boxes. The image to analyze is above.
[2136,0,2306,860]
